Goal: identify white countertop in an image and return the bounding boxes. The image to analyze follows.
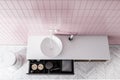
[27,36,110,60]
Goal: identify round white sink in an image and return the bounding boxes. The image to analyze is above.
[40,35,63,57]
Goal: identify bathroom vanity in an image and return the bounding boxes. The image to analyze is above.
[26,35,110,75]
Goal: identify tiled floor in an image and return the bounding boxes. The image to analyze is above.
[0,45,120,80]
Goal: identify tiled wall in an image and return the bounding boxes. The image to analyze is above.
[0,0,120,44]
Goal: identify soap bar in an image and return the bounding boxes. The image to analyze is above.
[62,60,72,72]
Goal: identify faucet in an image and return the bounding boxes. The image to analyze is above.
[68,35,74,41]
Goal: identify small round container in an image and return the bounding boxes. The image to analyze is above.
[38,64,44,70]
[31,64,37,70]
[45,62,53,70]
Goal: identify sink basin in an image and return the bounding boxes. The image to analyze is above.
[40,35,63,57]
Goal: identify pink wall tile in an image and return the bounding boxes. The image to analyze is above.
[0,0,120,45]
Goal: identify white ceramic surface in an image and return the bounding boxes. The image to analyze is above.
[27,36,110,60]
[40,35,63,57]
